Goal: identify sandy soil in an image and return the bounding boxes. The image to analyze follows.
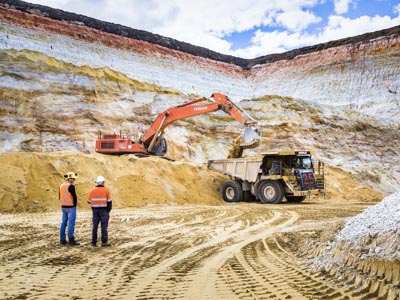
[0,152,394,299]
[1,200,398,300]
[0,152,382,213]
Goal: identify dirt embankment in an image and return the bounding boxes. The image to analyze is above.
[0,152,382,213]
[0,152,228,212]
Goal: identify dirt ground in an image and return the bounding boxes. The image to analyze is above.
[1,200,398,300]
[1,152,396,299]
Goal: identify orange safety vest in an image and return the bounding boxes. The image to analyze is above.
[59,182,74,206]
[87,186,112,208]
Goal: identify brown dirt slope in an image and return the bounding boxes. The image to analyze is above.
[0,152,382,213]
[0,152,227,212]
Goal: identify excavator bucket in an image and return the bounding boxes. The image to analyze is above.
[240,125,260,148]
[227,126,260,159]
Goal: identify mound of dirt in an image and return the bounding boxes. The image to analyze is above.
[0,152,228,212]
[0,152,382,213]
[324,165,382,202]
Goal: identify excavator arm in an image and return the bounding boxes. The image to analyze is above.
[141,96,223,145]
[95,93,260,156]
[141,93,258,150]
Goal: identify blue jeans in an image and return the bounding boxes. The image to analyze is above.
[60,206,77,241]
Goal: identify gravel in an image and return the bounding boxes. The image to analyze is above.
[335,192,400,260]
[337,192,400,243]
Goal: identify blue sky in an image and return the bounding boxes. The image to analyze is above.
[28,0,400,58]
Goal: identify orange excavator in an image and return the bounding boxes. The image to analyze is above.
[95,93,260,157]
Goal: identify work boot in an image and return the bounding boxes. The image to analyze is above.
[68,238,80,246]
[60,240,67,246]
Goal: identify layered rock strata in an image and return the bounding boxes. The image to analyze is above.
[1,2,399,122]
[252,37,400,125]
[0,1,400,194]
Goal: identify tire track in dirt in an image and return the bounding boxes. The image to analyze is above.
[105,206,251,298]
[112,211,283,299]
[253,236,351,299]
[182,211,298,299]
[0,202,390,299]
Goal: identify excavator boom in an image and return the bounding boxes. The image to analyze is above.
[95,93,260,156]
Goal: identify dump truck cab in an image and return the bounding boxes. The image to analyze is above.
[208,151,325,204]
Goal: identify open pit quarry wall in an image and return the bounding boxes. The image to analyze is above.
[1,1,400,194]
[1,1,399,122]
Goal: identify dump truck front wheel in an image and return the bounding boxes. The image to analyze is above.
[258,180,283,204]
[222,180,243,203]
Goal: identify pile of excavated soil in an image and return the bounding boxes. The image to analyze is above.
[0,152,382,213]
[323,165,382,202]
[308,192,400,263]
[0,152,227,212]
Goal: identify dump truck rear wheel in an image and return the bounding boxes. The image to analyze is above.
[258,180,283,204]
[222,181,243,203]
[286,196,306,203]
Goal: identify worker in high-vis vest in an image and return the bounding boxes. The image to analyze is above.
[87,175,112,247]
[59,172,80,246]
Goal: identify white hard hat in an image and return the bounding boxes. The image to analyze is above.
[95,176,105,183]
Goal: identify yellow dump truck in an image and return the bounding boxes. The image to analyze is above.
[208,151,325,204]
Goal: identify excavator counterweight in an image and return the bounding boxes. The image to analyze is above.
[95,93,260,157]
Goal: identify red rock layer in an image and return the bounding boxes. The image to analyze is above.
[0,6,246,77]
[252,35,400,75]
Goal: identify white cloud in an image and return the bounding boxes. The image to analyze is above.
[394,3,400,15]
[152,0,270,42]
[27,0,322,46]
[333,0,354,15]
[31,0,70,6]
[320,14,400,42]
[231,30,318,58]
[234,13,400,58]
[25,0,400,59]
[275,9,321,31]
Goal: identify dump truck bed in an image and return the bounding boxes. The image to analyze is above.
[208,158,262,183]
